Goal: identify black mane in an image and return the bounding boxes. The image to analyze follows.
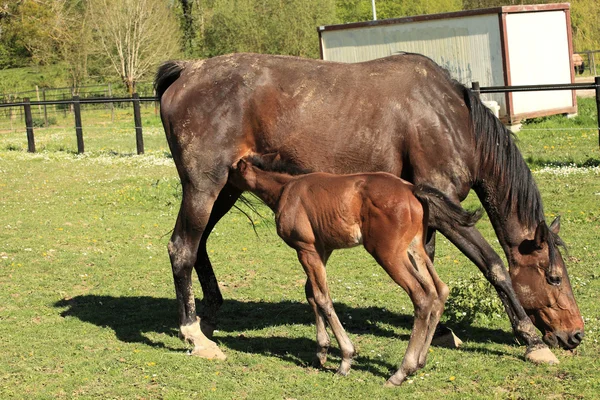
[463,86,565,260]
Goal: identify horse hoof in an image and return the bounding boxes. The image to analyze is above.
[525,347,559,365]
[431,329,463,348]
[189,343,227,360]
[384,378,403,387]
[200,320,217,339]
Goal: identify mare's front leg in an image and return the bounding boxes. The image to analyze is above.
[436,223,558,364]
[298,248,355,375]
[194,184,242,338]
[168,184,227,360]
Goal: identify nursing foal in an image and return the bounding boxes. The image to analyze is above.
[229,156,481,386]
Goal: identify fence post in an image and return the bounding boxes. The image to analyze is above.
[108,83,114,123]
[472,81,481,98]
[595,76,600,149]
[42,89,48,127]
[24,98,35,153]
[132,93,144,154]
[73,95,84,154]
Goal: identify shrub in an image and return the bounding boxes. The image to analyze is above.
[444,273,504,324]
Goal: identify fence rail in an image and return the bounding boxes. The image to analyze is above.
[472,77,600,147]
[1,79,599,154]
[0,94,157,154]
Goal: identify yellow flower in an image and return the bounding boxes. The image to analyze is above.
[449,376,455,381]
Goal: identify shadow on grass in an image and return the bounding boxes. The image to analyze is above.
[54,295,515,376]
[525,156,600,169]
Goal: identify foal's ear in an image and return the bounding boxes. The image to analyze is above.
[549,216,561,235]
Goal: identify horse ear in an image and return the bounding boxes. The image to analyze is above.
[534,221,548,250]
[549,216,561,235]
[236,159,248,174]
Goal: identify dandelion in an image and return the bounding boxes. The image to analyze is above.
[449,376,456,381]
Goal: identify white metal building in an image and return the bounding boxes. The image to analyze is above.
[318,3,577,124]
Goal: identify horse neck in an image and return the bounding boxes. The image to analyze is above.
[248,168,294,210]
[471,100,545,250]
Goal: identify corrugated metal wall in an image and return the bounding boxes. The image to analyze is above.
[321,15,507,115]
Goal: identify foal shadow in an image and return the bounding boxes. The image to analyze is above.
[54,295,515,376]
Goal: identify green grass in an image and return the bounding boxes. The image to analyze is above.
[0,98,599,399]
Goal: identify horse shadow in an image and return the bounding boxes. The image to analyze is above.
[54,295,516,377]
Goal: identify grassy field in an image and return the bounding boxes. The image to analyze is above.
[0,98,599,399]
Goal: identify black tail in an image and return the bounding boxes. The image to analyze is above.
[413,184,482,230]
[154,61,186,99]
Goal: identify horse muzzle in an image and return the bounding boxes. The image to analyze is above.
[544,330,584,350]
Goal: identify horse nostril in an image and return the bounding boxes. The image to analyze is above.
[572,330,584,344]
[546,273,562,286]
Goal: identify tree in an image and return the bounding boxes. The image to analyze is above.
[202,0,338,59]
[88,0,181,94]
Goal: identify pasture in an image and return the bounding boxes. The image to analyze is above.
[1,99,599,399]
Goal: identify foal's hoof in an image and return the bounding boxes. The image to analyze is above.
[335,361,352,376]
[525,347,559,365]
[312,355,327,368]
[383,377,404,387]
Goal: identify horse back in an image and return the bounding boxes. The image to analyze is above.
[160,53,477,199]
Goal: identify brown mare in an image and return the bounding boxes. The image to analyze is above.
[228,155,481,385]
[156,53,583,365]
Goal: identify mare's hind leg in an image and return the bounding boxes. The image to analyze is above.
[298,248,355,375]
[169,184,227,360]
[194,184,242,338]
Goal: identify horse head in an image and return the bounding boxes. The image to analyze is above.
[510,216,584,349]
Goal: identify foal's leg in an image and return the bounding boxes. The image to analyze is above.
[194,184,242,338]
[415,252,449,368]
[425,229,463,348]
[382,253,437,387]
[305,279,331,367]
[298,248,355,375]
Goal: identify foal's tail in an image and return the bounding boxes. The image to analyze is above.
[413,185,483,231]
[154,61,187,99]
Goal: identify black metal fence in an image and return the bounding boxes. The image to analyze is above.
[471,78,600,147]
[1,78,599,154]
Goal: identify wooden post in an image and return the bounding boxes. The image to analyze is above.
[471,81,481,98]
[595,76,600,149]
[133,93,144,154]
[73,96,84,154]
[24,98,35,153]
